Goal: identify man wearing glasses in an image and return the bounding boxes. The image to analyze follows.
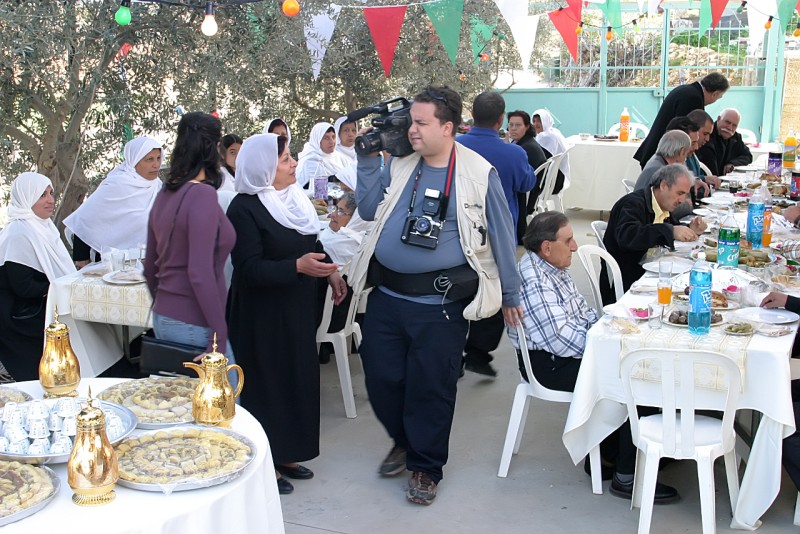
[349,86,521,505]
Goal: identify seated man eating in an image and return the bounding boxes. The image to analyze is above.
[695,108,753,176]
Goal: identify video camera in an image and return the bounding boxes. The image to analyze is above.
[346,97,413,158]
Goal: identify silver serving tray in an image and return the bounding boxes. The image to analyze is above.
[0,387,33,409]
[98,377,197,429]
[0,399,137,464]
[116,426,256,492]
[0,464,60,527]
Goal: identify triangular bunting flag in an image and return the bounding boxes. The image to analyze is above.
[566,0,583,21]
[698,0,712,34]
[797,0,800,15]
[494,0,540,69]
[548,8,580,63]
[303,4,342,80]
[598,0,623,36]
[710,0,728,29]
[423,0,464,65]
[647,0,661,15]
[778,0,796,28]
[364,6,407,78]
[746,0,773,54]
[470,16,497,65]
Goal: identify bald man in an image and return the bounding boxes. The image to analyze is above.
[695,108,753,176]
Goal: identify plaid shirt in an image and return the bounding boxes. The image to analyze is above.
[782,240,800,260]
[509,251,598,358]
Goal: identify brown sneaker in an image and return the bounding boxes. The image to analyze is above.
[406,471,437,505]
[378,445,407,477]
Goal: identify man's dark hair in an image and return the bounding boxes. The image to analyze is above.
[523,211,569,253]
[167,111,223,191]
[700,72,729,93]
[413,85,462,134]
[471,91,505,128]
[687,109,713,127]
[651,163,691,189]
[665,116,700,134]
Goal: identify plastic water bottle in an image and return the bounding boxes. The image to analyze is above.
[717,205,740,268]
[619,107,630,142]
[688,252,712,335]
[746,185,764,249]
[760,180,773,247]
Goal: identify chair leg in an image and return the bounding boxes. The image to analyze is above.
[723,450,740,515]
[631,448,646,509]
[794,492,800,526]
[696,454,717,534]
[589,445,603,495]
[635,449,661,534]
[497,386,530,477]
[513,395,531,454]
[331,334,356,419]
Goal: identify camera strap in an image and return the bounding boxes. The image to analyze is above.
[406,146,456,222]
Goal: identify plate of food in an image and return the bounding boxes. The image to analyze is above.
[723,322,755,336]
[0,387,32,409]
[602,304,651,320]
[690,247,781,267]
[593,135,618,142]
[731,307,800,325]
[98,377,197,429]
[672,287,739,310]
[0,461,59,527]
[666,309,724,327]
[102,270,146,285]
[115,426,255,492]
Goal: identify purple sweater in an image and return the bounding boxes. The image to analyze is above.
[144,182,235,351]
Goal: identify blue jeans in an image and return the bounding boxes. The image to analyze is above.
[152,312,239,393]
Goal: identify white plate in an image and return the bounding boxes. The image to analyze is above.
[734,165,759,172]
[643,259,694,275]
[693,208,718,217]
[731,307,800,325]
[701,196,742,207]
[602,304,650,320]
[102,271,146,285]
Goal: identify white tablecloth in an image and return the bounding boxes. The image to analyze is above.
[562,135,643,211]
[562,289,796,530]
[2,378,285,534]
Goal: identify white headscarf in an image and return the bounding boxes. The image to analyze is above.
[336,164,357,192]
[296,122,348,189]
[262,118,292,145]
[218,166,236,192]
[334,116,357,165]
[235,134,319,236]
[532,109,572,187]
[63,136,163,253]
[0,173,75,281]
[320,208,374,268]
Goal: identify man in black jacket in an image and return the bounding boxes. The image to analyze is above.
[695,108,753,176]
[600,164,706,304]
[634,73,729,168]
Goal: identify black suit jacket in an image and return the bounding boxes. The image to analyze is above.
[600,189,677,304]
[695,124,753,176]
[634,82,705,167]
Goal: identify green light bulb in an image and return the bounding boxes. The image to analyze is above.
[115,5,131,26]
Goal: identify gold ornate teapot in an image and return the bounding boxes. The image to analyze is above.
[68,389,118,505]
[39,307,81,398]
[183,334,244,427]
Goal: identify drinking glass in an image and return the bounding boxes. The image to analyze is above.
[110,250,125,272]
[657,281,673,305]
[728,180,740,194]
[648,303,663,329]
[658,260,673,282]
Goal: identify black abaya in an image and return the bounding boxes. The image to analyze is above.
[0,261,49,381]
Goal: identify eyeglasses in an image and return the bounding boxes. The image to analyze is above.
[334,208,353,217]
[425,89,450,107]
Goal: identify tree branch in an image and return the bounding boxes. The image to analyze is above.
[289,79,338,121]
[3,124,41,160]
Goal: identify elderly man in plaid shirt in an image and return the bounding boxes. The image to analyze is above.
[508,211,680,503]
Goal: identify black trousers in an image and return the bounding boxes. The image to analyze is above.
[360,290,469,483]
[464,311,505,365]
[516,192,528,244]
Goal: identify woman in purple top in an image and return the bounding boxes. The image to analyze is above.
[144,112,236,359]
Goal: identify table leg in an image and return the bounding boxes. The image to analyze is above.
[122,325,140,363]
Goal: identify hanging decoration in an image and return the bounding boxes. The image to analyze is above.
[493,0,540,70]
[115,0,132,26]
[548,8,580,62]
[363,6,407,78]
[303,3,342,80]
[566,0,583,20]
[200,1,218,36]
[778,0,797,30]
[597,0,622,37]
[422,0,464,65]
[647,0,661,15]
[469,15,497,65]
[282,0,300,17]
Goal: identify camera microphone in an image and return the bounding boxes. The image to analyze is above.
[345,105,383,123]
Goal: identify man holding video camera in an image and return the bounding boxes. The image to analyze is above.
[348,86,521,505]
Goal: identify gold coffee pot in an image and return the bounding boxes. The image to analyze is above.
[39,307,81,398]
[184,334,244,427]
[68,389,118,505]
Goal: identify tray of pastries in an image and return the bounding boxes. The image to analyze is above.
[0,387,32,410]
[115,426,255,492]
[98,377,197,429]
[0,460,59,526]
[0,397,136,464]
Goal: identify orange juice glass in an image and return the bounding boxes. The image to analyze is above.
[657,283,672,305]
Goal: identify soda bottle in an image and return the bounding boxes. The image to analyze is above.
[760,180,773,247]
[717,205,740,268]
[688,252,712,335]
[619,107,630,142]
[746,185,764,249]
[784,129,797,171]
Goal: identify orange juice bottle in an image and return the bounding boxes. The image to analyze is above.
[619,107,630,142]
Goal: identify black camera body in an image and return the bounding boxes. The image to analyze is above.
[349,97,414,158]
[401,188,443,249]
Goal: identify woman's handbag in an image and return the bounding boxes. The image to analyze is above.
[139,334,203,377]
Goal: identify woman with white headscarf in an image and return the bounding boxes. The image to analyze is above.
[226,133,346,495]
[295,122,348,195]
[532,109,572,188]
[63,136,163,267]
[263,117,292,144]
[0,173,76,380]
[333,116,358,165]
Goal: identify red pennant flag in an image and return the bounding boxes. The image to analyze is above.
[548,8,579,63]
[364,6,407,78]
[796,0,800,14]
[710,0,727,28]
[566,0,582,21]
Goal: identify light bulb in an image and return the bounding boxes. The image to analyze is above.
[606,26,613,41]
[633,19,641,32]
[764,16,773,30]
[795,24,800,37]
[576,22,584,35]
[115,0,131,26]
[736,1,746,13]
[201,2,217,36]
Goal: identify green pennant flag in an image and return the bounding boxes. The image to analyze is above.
[423,0,464,64]
[470,15,496,65]
[777,0,796,30]
[698,0,712,35]
[598,0,623,36]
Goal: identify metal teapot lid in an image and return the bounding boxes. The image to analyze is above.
[200,334,227,367]
[45,307,70,336]
[76,388,105,428]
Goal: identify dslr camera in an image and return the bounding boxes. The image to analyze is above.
[347,97,414,158]
[401,188,443,249]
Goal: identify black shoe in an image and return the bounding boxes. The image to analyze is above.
[275,464,314,480]
[378,445,407,477]
[583,457,614,481]
[464,359,498,378]
[609,473,680,504]
[318,343,333,364]
[277,476,294,494]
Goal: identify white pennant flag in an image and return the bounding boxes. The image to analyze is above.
[647,0,661,15]
[304,4,342,80]
[493,0,540,69]
[746,0,775,55]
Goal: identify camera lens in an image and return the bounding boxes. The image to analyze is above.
[355,133,382,156]
[414,217,431,235]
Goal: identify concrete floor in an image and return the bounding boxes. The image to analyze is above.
[281,210,799,534]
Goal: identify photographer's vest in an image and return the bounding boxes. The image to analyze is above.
[348,143,502,321]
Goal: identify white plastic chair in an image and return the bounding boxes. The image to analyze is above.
[620,349,742,534]
[738,128,757,145]
[590,221,607,250]
[622,179,635,194]
[316,283,363,418]
[533,147,572,214]
[698,160,713,177]
[498,323,603,495]
[577,244,623,312]
[608,122,650,138]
